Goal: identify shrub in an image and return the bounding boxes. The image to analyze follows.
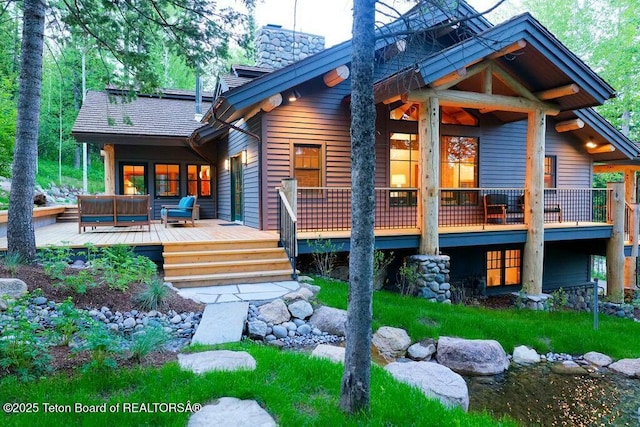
[1,251,24,275]
[93,245,156,291]
[307,238,342,278]
[50,298,85,345]
[75,321,124,372]
[396,260,421,296]
[0,299,52,381]
[56,270,97,295]
[129,326,169,363]
[38,243,73,280]
[135,276,170,311]
[547,287,568,311]
[373,250,394,291]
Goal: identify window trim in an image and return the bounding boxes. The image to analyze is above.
[154,163,181,198]
[291,142,325,189]
[120,163,147,195]
[544,155,557,189]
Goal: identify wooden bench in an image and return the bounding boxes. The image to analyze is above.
[78,195,151,233]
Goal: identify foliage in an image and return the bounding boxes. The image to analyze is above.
[35,159,105,194]
[546,287,568,312]
[373,250,394,291]
[307,238,342,278]
[58,270,97,295]
[1,251,24,275]
[50,298,85,345]
[0,342,514,426]
[0,298,52,382]
[396,260,421,296]
[75,320,123,372]
[92,245,156,291]
[38,243,74,280]
[128,326,169,363]
[135,276,170,311]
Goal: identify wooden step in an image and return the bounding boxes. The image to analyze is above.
[165,270,294,287]
[164,258,292,276]
[163,247,287,263]
[163,239,279,253]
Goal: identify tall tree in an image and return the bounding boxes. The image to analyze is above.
[340,0,376,413]
[9,0,254,260]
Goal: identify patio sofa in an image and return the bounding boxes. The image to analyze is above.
[78,195,151,233]
[160,195,197,228]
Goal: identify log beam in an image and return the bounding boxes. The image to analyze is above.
[100,144,115,195]
[607,182,625,300]
[522,109,545,295]
[587,144,615,154]
[408,89,560,115]
[594,164,640,173]
[324,65,350,87]
[555,118,584,133]
[419,97,440,255]
[487,39,527,59]
[535,84,580,101]
[431,62,489,90]
[490,61,539,102]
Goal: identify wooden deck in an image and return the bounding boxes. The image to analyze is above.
[0,219,279,250]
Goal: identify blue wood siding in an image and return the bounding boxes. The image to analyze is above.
[542,242,591,288]
[261,77,352,230]
[216,115,261,227]
[114,145,216,220]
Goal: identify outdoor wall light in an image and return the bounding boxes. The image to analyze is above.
[585,140,597,149]
[224,159,229,170]
[241,150,248,165]
[288,89,301,102]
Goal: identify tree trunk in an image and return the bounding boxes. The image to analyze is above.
[8,0,46,261]
[339,0,376,414]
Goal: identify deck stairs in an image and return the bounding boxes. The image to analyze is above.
[162,238,294,288]
[56,206,79,223]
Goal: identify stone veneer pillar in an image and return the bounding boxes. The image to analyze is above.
[409,254,452,303]
[254,25,325,69]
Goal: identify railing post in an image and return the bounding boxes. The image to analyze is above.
[281,178,297,216]
[606,182,625,302]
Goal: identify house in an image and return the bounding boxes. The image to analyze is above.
[73,1,640,296]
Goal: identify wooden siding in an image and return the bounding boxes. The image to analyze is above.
[262,77,352,230]
[542,242,591,288]
[216,116,261,227]
[114,144,216,220]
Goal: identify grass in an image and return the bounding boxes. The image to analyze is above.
[35,158,104,194]
[315,277,640,359]
[1,341,514,426]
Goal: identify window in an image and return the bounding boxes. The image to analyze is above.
[440,136,478,205]
[294,144,322,187]
[544,156,556,189]
[486,249,521,287]
[390,133,418,206]
[155,164,180,197]
[188,164,212,197]
[121,164,146,195]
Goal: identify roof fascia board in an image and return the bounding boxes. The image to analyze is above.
[418,14,614,105]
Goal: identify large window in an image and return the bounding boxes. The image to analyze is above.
[294,144,322,187]
[390,133,418,206]
[155,164,180,197]
[440,136,478,205]
[188,164,212,197]
[544,156,556,188]
[122,164,146,195]
[486,249,521,287]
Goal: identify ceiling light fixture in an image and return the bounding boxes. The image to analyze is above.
[288,89,301,102]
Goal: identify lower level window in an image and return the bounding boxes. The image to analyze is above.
[486,249,521,287]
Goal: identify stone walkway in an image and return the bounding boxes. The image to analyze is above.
[177,281,300,304]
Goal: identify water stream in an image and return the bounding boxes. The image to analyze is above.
[467,364,640,426]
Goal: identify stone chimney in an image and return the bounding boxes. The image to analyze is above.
[255,24,325,69]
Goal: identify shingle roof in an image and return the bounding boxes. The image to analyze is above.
[72,90,212,139]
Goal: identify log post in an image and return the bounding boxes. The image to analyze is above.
[607,182,625,301]
[624,169,637,288]
[419,97,440,255]
[100,144,115,195]
[522,109,545,295]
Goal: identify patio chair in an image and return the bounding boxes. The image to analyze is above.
[160,195,198,228]
[483,193,508,224]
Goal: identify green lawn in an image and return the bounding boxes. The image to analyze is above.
[315,277,640,359]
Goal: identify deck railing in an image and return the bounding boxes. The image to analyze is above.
[624,202,640,247]
[294,186,612,232]
[277,189,297,279]
[297,187,418,232]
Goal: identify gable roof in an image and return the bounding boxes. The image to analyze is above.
[203,0,491,129]
[72,89,212,143]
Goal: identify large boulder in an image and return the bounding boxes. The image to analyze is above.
[512,345,540,365]
[288,300,313,319]
[0,278,28,300]
[608,358,640,377]
[372,326,411,359]
[308,306,347,336]
[311,344,345,364]
[583,351,613,367]
[436,336,509,376]
[282,287,314,303]
[407,339,437,361]
[258,299,290,324]
[385,361,469,411]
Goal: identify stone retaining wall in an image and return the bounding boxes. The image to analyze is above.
[410,254,452,303]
